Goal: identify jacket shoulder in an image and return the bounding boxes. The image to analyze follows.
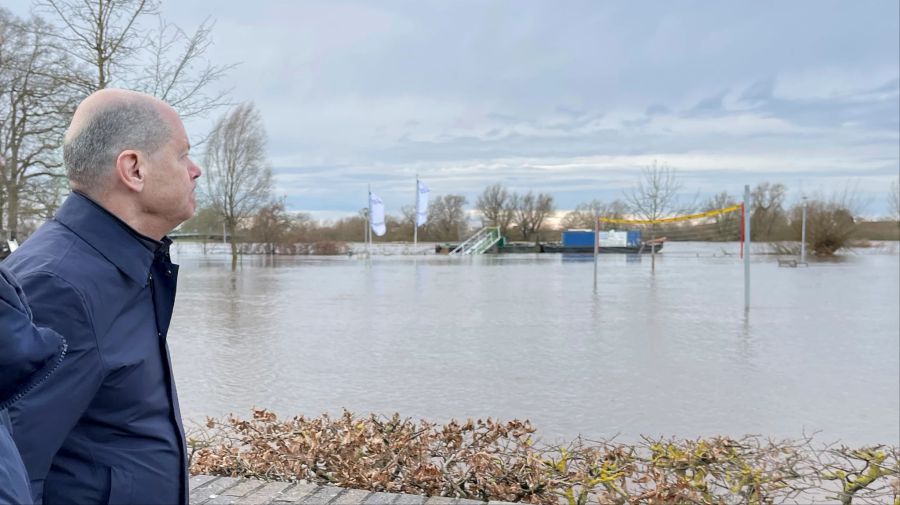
[5,221,135,339]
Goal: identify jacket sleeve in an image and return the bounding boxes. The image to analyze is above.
[1,411,33,505]
[8,272,104,503]
[0,266,29,315]
[0,266,67,412]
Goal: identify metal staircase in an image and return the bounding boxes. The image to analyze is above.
[449,227,502,256]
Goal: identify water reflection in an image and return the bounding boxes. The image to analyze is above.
[168,242,900,446]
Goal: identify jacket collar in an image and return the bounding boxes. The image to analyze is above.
[53,191,163,285]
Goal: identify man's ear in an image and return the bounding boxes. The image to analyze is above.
[115,149,145,192]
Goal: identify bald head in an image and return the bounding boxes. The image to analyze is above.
[64,89,173,194]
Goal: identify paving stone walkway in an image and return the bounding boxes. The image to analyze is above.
[189,475,517,505]
[188,474,840,504]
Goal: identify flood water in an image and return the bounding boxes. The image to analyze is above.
[168,242,900,446]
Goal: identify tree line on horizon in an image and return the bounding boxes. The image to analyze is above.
[181,166,900,257]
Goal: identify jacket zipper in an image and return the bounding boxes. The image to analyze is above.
[0,338,68,411]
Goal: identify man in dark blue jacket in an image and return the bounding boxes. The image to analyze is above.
[1,267,66,505]
[4,88,202,504]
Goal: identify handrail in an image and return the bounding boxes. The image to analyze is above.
[473,230,502,254]
[450,227,501,255]
[449,231,481,255]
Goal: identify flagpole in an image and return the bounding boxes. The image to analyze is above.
[414,174,419,251]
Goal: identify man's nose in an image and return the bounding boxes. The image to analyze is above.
[189,159,202,179]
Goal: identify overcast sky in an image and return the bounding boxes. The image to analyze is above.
[8,1,900,218]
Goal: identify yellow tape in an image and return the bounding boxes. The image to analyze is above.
[599,204,742,225]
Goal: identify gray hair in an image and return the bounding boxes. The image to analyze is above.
[64,101,171,191]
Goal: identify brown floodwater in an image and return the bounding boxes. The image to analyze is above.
[168,241,900,446]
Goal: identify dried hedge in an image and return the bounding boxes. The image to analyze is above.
[189,409,899,505]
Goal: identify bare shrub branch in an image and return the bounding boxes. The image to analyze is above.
[190,410,899,505]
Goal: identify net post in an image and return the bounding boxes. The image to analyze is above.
[743,184,751,312]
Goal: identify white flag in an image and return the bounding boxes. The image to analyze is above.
[416,180,430,227]
[369,192,386,236]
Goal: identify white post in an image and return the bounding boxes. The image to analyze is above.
[367,186,372,254]
[362,209,367,243]
[413,175,418,251]
[744,184,751,312]
[222,221,226,245]
[800,197,807,264]
[593,207,599,294]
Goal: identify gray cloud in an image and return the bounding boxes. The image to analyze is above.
[4,0,898,217]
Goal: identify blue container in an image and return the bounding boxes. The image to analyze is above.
[562,230,595,247]
[627,230,641,247]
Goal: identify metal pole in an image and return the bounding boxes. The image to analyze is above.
[800,197,807,264]
[593,207,599,294]
[743,184,751,312]
[414,175,418,251]
[367,186,372,254]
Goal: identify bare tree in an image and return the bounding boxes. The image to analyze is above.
[704,191,740,241]
[203,102,272,270]
[0,10,80,240]
[425,194,468,241]
[248,196,292,255]
[510,191,554,242]
[625,161,682,271]
[389,204,415,242]
[135,16,234,119]
[561,199,627,229]
[0,1,232,238]
[476,183,514,237]
[35,0,232,118]
[750,182,789,241]
[788,187,863,256]
[560,204,592,230]
[36,0,158,92]
[17,173,68,234]
[625,161,682,223]
[284,212,314,244]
